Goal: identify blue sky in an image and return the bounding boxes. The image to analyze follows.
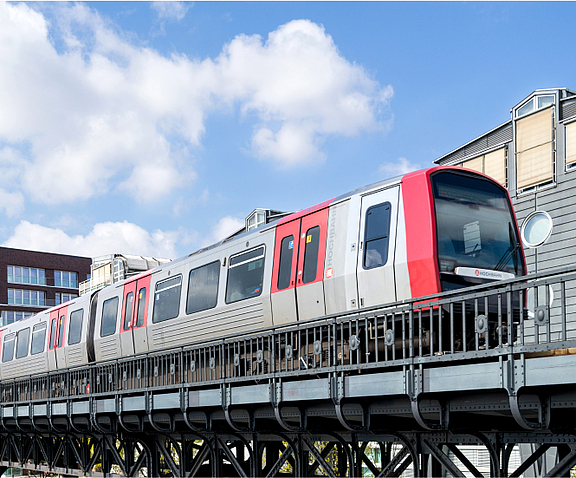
[0,1,575,260]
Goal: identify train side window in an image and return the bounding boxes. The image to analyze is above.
[363,202,391,269]
[226,247,265,304]
[31,323,47,355]
[302,227,321,284]
[136,288,147,327]
[100,297,119,337]
[49,318,57,350]
[16,327,30,359]
[187,261,220,315]
[123,292,133,331]
[68,309,84,345]
[57,315,65,347]
[2,334,15,362]
[153,276,182,323]
[277,235,294,290]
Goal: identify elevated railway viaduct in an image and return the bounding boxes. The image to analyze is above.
[1,267,576,477]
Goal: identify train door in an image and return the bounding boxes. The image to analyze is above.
[271,208,329,322]
[357,187,399,308]
[48,305,69,369]
[271,220,300,323]
[120,275,151,356]
[297,209,329,320]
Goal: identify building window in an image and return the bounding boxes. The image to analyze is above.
[55,292,78,305]
[516,107,555,191]
[54,271,78,288]
[516,94,555,118]
[566,120,576,170]
[7,266,46,285]
[8,289,46,306]
[0,311,34,326]
[461,147,507,186]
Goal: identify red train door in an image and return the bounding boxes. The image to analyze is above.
[120,274,151,356]
[271,208,329,323]
[49,305,69,368]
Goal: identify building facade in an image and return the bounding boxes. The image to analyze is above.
[0,247,91,326]
[435,87,576,273]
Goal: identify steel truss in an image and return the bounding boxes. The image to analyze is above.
[2,422,576,477]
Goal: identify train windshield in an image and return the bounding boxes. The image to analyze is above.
[432,172,525,288]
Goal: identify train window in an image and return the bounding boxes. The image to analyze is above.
[277,235,294,290]
[49,318,57,350]
[302,227,320,283]
[153,276,182,323]
[31,323,47,355]
[123,292,133,331]
[187,261,220,315]
[2,334,15,362]
[68,309,84,345]
[226,247,265,304]
[363,202,391,269]
[57,315,65,347]
[100,297,119,337]
[136,288,147,327]
[16,327,30,359]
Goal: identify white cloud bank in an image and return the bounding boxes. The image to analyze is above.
[0,3,392,206]
[379,157,423,177]
[3,220,180,259]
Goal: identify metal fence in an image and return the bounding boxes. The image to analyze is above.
[3,266,576,404]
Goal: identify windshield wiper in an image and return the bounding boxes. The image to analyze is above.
[494,223,521,272]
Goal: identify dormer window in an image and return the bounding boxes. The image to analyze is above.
[246,209,267,231]
[516,94,555,118]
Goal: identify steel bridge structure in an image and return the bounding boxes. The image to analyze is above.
[2,267,576,477]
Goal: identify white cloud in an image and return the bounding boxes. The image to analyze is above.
[378,157,423,177]
[202,216,244,247]
[3,220,179,259]
[215,20,393,166]
[151,2,190,21]
[0,4,392,207]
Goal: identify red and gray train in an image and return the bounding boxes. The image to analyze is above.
[0,166,526,379]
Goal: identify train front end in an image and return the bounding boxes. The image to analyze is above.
[431,170,526,291]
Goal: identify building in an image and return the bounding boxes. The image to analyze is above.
[435,87,576,273]
[79,253,172,296]
[0,247,92,326]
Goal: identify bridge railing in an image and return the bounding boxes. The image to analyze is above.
[3,266,576,404]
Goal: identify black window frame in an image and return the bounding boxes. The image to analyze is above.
[225,246,265,304]
[68,309,84,345]
[302,226,321,284]
[277,235,294,290]
[363,202,392,270]
[15,327,30,359]
[2,333,15,363]
[136,287,147,327]
[100,297,119,337]
[123,291,134,331]
[152,275,183,324]
[186,261,220,315]
[31,322,47,355]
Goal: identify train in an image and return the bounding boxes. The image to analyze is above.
[0,166,526,380]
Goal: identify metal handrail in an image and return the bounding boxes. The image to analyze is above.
[3,265,576,405]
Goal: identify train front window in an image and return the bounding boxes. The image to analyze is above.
[432,172,525,284]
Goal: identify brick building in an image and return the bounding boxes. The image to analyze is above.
[0,247,91,326]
